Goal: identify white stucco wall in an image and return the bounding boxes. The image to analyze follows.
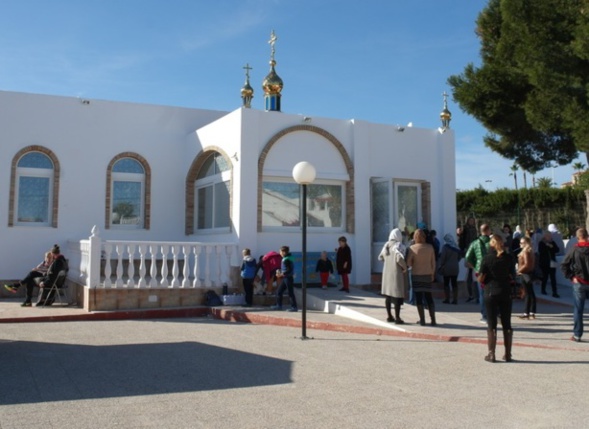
[0,90,456,286]
[0,90,227,278]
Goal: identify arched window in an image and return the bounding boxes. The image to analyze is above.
[107,156,148,229]
[13,152,55,226]
[195,152,230,231]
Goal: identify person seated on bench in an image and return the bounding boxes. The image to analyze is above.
[4,251,53,295]
[25,244,67,307]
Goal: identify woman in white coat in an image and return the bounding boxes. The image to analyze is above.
[379,228,408,324]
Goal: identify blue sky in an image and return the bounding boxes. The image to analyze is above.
[0,0,580,190]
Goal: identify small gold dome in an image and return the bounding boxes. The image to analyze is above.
[262,60,283,95]
[241,82,254,97]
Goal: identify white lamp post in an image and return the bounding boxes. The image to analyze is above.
[292,161,316,340]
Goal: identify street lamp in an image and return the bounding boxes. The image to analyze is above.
[292,161,316,340]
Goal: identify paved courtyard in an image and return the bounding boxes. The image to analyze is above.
[1,294,588,429]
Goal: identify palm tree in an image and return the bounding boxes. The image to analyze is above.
[536,177,553,189]
[573,162,586,173]
[509,163,519,190]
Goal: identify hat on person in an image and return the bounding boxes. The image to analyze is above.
[50,244,60,254]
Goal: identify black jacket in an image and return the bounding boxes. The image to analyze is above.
[479,250,515,297]
[561,242,589,284]
[41,254,68,285]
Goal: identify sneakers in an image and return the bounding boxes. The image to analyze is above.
[270,305,283,311]
[552,293,560,298]
[287,307,298,312]
[466,297,474,303]
[20,301,32,307]
[321,286,327,290]
[518,314,529,320]
[479,318,488,325]
[571,336,581,342]
[4,284,18,294]
[338,288,350,293]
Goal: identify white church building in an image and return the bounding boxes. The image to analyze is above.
[0,33,456,311]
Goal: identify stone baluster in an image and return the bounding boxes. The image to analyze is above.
[115,244,124,288]
[193,245,202,287]
[126,244,136,288]
[149,244,158,288]
[103,242,113,288]
[138,244,147,288]
[160,244,169,287]
[181,245,190,288]
[171,244,180,287]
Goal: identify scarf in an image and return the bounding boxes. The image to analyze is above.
[383,228,406,259]
[443,233,461,253]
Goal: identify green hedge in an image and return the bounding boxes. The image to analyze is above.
[457,187,586,235]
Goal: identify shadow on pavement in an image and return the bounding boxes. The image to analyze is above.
[0,340,293,405]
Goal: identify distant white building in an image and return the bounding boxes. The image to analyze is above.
[0,34,456,309]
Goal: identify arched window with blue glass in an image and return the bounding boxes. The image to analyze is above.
[107,154,150,229]
[13,151,55,226]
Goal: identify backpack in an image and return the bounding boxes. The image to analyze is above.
[205,290,223,306]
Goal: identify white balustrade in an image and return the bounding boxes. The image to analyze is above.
[68,228,238,289]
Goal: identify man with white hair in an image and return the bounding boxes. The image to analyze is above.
[548,224,565,257]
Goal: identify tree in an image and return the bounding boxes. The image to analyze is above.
[536,177,554,189]
[509,163,518,190]
[448,0,586,170]
[573,162,586,173]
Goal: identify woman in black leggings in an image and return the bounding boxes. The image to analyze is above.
[479,234,515,362]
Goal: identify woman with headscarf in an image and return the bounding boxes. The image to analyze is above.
[438,233,462,304]
[511,225,523,255]
[379,228,408,324]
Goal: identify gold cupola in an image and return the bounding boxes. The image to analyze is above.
[440,91,452,130]
[241,63,254,108]
[262,30,283,112]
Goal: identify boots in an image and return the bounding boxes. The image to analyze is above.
[416,305,426,326]
[428,303,437,326]
[485,329,497,362]
[442,285,450,304]
[452,286,458,304]
[394,301,404,324]
[385,297,395,323]
[503,329,513,362]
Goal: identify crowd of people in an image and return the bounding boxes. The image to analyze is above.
[378,220,588,362]
[9,226,583,363]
